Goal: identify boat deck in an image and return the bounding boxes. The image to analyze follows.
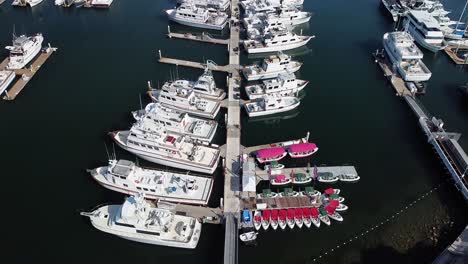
[444,46,468,65]
[1,47,56,101]
[373,50,413,96]
[167,26,229,45]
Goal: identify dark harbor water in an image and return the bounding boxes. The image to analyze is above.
[0,0,467,263]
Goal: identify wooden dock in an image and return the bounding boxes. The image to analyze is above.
[167,26,229,45]
[157,52,233,73]
[444,46,468,65]
[373,50,413,96]
[1,47,56,101]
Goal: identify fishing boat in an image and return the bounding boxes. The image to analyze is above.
[89,159,214,205]
[317,172,339,183]
[177,0,230,11]
[244,95,300,117]
[319,208,331,226]
[270,210,279,230]
[287,142,319,158]
[243,27,313,54]
[294,208,304,228]
[5,33,43,70]
[261,210,271,230]
[286,208,295,229]
[253,211,262,230]
[166,3,228,30]
[278,210,287,230]
[270,174,291,186]
[302,208,312,228]
[291,173,312,185]
[242,52,302,81]
[256,147,287,163]
[339,173,360,182]
[310,207,321,228]
[239,231,258,242]
[0,70,15,95]
[256,189,279,199]
[80,193,202,249]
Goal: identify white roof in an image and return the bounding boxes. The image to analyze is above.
[409,10,441,28]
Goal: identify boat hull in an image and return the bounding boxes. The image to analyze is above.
[245,37,312,54]
[7,35,43,70]
[246,100,300,117]
[406,20,446,53]
[244,63,302,81]
[166,9,227,31]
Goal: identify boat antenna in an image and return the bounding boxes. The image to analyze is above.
[104,142,111,161]
[454,0,468,33]
[176,64,179,79]
[112,143,117,161]
[139,93,143,111]
[12,25,17,40]
[135,156,139,166]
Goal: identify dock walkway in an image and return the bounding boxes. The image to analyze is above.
[167,26,229,45]
[373,50,413,96]
[444,46,468,65]
[157,54,233,73]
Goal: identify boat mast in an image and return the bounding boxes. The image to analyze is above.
[454,0,468,32]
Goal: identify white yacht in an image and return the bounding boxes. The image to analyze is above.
[91,0,113,8]
[242,52,302,81]
[5,33,43,70]
[244,7,311,29]
[0,71,15,96]
[166,3,228,30]
[148,84,221,119]
[383,31,432,82]
[81,193,202,249]
[404,10,447,52]
[177,0,230,11]
[155,69,225,101]
[111,124,220,174]
[241,0,277,13]
[245,73,308,100]
[89,159,214,205]
[243,27,313,54]
[381,0,402,22]
[133,102,218,143]
[12,0,43,7]
[244,95,300,117]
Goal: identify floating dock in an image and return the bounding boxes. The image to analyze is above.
[167,26,229,45]
[444,46,468,65]
[1,47,56,101]
[373,49,413,96]
[157,51,234,73]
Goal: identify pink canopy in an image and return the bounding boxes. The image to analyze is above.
[324,188,335,195]
[303,208,311,217]
[287,208,295,219]
[257,147,285,159]
[279,210,287,220]
[274,174,286,182]
[254,215,261,222]
[325,205,336,214]
[262,210,271,220]
[271,210,279,220]
[288,143,318,153]
[294,208,303,218]
[328,200,340,208]
[310,207,319,217]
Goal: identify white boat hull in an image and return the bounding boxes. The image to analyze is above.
[279,221,287,230]
[245,64,302,81]
[245,37,312,54]
[166,9,227,31]
[406,21,446,53]
[311,217,320,228]
[7,35,43,70]
[271,221,279,230]
[246,100,300,117]
[287,219,295,229]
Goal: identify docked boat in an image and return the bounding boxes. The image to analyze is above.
[0,70,15,95]
[245,73,308,100]
[335,203,349,212]
[310,207,321,228]
[242,210,253,228]
[244,95,300,117]
[324,194,345,203]
[166,3,228,30]
[243,27,313,54]
[291,173,312,185]
[257,188,279,199]
[241,0,277,13]
[328,211,343,222]
[286,208,295,229]
[383,31,432,82]
[253,211,262,230]
[243,52,302,81]
[5,33,43,70]
[287,142,319,158]
[239,231,258,242]
[264,161,285,171]
[148,83,221,119]
[12,0,43,7]
[133,102,218,143]
[279,188,299,197]
[404,10,447,52]
[339,173,360,182]
[91,0,113,8]
[381,0,402,22]
[270,209,279,230]
[302,208,312,228]
[300,186,320,197]
[177,0,230,11]
[270,174,292,186]
[110,126,220,174]
[278,210,287,230]
[244,6,311,29]
[261,210,271,230]
[294,208,304,228]
[318,208,331,226]
[88,159,214,205]
[80,193,202,249]
[317,172,339,183]
[256,147,287,163]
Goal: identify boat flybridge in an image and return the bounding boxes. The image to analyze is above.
[148,82,221,119]
[244,94,300,117]
[383,31,432,82]
[5,33,43,70]
[133,102,218,143]
[110,123,220,174]
[243,26,313,54]
[177,0,230,11]
[89,159,214,205]
[243,6,311,29]
[404,10,447,52]
[242,52,302,81]
[245,73,308,100]
[166,3,228,30]
[81,193,202,249]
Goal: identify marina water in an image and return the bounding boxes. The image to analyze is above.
[0,0,467,263]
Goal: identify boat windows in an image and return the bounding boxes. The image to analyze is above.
[136,230,160,236]
[143,188,149,191]
[123,184,128,187]
[136,187,142,190]
[115,222,135,228]
[150,189,155,192]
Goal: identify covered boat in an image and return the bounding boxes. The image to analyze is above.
[261,210,271,230]
[271,174,291,186]
[257,188,278,199]
[279,188,298,197]
[264,160,285,171]
[287,143,319,158]
[339,173,360,182]
[318,172,339,183]
[294,208,304,228]
[302,207,312,228]
[286,208,295,229]
[310,207,320,228]
[270,209,279,230]
[301,186,320,196]
[325,193,345,203]
[292,172,312,184]
[319,207,331,226]
[326,205,343,222]
[256,147,287,163]
[253,211,262,230]
[279,210,287,229]
[242,210,253,225]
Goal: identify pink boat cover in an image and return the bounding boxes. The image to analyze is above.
[303,208,311,218]
[328,200,340,208]
[279,210,287,220]
[324,188,335,195]
[294,208,303,218]
[257,147,285,159]
[274,174,286,183]
[310,207,319,217]
[325,205,336,214]
[254,215,261,222]
[288,143,317,153]
[262,210,271,220]
[287,209,295,219]
[271,210,279,220]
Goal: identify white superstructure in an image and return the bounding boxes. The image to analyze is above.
[244,95,300,117]
[383,31,432,82]
[148,84,221,119]
[177,0,230,11]
[243,27,313,54]
[5,33,43,70]
[166,3,228,30]
[0,71,15,96]
[81,193,202,249]
[12,0,43,7]
[245,73,308,100]
[242,52,302,81]
[133,102,218,143]
[111,124,220,174]
[243,6,311,29]
[89,160,214,205]
[404,10,447,52]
